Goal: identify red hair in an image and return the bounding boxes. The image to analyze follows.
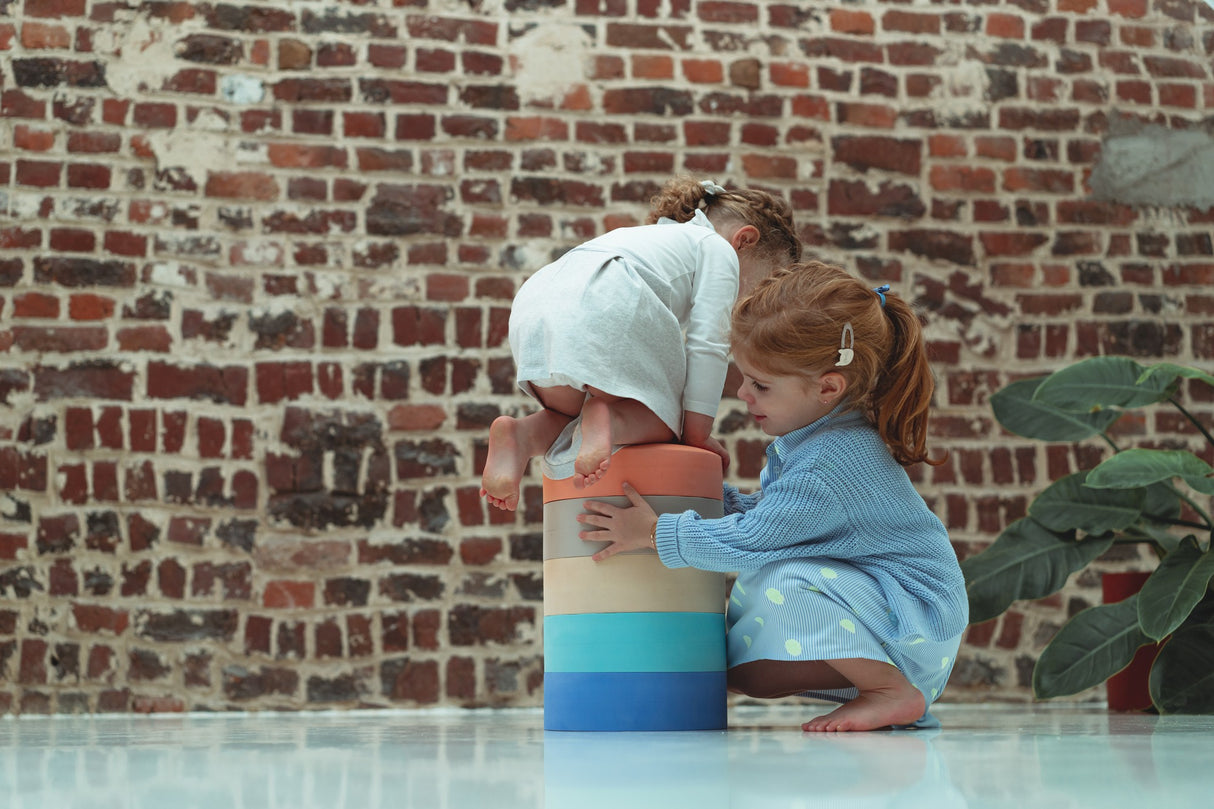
[730,261,945,467]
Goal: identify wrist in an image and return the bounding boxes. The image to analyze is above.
[649,518,658,549]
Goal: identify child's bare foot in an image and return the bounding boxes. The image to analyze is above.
[574,397,613,487]
[480,416,528,511]
[802,682,925,732]
[572,458,609,490]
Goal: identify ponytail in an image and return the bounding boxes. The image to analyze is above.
[870,296,945,467]
[731,261,945,468]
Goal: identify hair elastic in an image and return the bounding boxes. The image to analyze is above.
[700,180,727,196]
[835,322,855,367]
[872,284,890,307]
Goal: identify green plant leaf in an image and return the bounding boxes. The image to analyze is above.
[1140,480,1182,522]
[1034,356,1172,413]
[990,377,1123,442]
[1029,471,1144,534]
[1137,538,1214,641]
[1149,621,1214,713]
[961,519,1112,624]
[1122,482,1185,554]
[1032,596,1152,699]
[1086,449,1214,496]
[1137,362,1214,391]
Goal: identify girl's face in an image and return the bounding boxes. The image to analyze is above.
[734,353,843,437]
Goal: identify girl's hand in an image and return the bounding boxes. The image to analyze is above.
[577,482,659,562]
[685,434,730,474]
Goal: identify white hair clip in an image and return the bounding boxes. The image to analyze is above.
[700,180,727,196]
[835,322,855,367]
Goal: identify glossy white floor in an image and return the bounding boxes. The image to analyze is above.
[2,702,1212,808]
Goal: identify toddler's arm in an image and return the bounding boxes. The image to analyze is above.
[681,411,729,472]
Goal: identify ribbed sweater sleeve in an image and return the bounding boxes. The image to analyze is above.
[654,412,969,642]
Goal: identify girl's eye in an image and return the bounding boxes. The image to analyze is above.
[751,381,768,393]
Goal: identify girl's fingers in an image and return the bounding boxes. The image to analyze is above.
[580,500,612,516]
[621,482,648,508]
[591,544,620,563]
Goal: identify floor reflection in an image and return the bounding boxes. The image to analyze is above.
[1,705,1213,808]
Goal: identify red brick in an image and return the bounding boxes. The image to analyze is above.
[1116,80,1152,104]
[103,231,147,257]
[14,325,107,352]
[833,135,921,175]
[1158,83,1197,108]
[1002,167,1074,193]
[931,166,997,193]
[13,292,60,318]
[25,0,87,18]
[19,639,48,684]
[58,463,88,503]
[388,404,446,431]
[117,326,171,352]
[830,9,873,34]
[96,407,123,448]
[633,54,675,79]
[768,61,809,87]
[0,532,29,560]
[985,13,1024,39]
[975,136,1017,161]
[836,102,897,129]
[92,461,118,501]
[263,580,314,609]
[73,604,129,635]
[883,10,940,34]
[699,1,758,23]
[1108,0,1148,17]
[21,20,72,48]
[49,227,95,252]
[16,159,60,187]
[980,232,1049,257]
[460,537,501,566]
[14,125,56,151]
[205,171,280,201]
[681,58,722,84]
[793,94,831,121]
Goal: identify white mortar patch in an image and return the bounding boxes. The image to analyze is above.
[509,24,593,106]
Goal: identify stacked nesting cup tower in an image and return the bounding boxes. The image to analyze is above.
[542,444,727,731]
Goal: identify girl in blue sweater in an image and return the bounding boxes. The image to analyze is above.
[578,261,968,732]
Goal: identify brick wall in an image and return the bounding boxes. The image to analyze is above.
[1,0,1212,713]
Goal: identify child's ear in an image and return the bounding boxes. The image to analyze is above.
[729,225,760,251]
[818,372,848,404]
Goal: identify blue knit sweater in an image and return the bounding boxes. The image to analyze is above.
[655,408,968,643]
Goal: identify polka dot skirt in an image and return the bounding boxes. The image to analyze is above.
[726,558,962,728]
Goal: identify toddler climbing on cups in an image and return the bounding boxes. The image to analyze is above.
[480,176,800,511]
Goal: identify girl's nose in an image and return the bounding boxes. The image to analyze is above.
[736,383,751,402]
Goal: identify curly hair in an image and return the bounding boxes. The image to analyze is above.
[645,176,801,268]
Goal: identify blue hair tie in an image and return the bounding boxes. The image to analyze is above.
[873,284,890,307]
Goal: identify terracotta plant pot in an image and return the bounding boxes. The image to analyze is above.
[1102,571,1159,713]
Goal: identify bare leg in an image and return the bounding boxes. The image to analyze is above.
[480,385,583,511]
[728,658,925,733]
[574,392,675,489]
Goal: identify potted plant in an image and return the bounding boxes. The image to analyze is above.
[961,356,1214,713]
